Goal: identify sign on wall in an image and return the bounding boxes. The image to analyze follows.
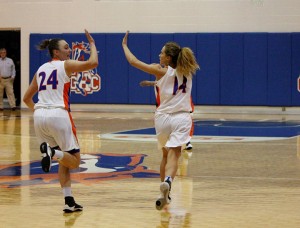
[70,41,101,96]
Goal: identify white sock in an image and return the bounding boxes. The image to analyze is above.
[54,149,64,159]
[63,187,72,197]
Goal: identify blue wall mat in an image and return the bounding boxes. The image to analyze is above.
[291,33,300,106]
[30,32,300,106]
[196,33,220,105]
[243,33,268,105]
[30,35,42,78]
[93,34,107,103]
[105,33,129,104]
[127,34,152,104]
[267,33,292,106]
[29,34,42,103]
[174,33,198,104]
[220,33,244,105]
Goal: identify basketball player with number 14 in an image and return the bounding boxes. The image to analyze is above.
[122,30,199,210]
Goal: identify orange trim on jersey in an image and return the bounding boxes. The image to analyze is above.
[190,120,194,137]
[155,86,161,108]
[51,58,60,61]
[190,96,194,113]
[68,111,78,143]
[63,82,78,142]
[63,82,70,111]
[189,99,194,136]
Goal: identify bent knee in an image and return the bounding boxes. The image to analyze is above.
[71,159,80,169]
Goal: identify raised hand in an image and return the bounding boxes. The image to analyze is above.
[122,31,129,46]
[84,29,95,44]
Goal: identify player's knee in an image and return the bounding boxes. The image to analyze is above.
[72,158,81,169]
[67,150,80,169]
[71,164,79,169]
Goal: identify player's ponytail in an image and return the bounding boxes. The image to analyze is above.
[176,47,200,78]
[36,38,63,58]
[164,42,199,78]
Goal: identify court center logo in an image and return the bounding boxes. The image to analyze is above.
[70,41,101,96]
[0,153,159,188]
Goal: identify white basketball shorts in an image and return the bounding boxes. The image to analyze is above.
[155,111,192,150]
[34,108,80,152]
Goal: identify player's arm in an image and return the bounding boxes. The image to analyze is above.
[140,80,156,87]
[122,31,167,80]
[65,29,98,76]
[23,74,38,111]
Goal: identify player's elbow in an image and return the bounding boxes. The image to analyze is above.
[23,96,30,105]
[128,58,139,67]
[89,59,98,69]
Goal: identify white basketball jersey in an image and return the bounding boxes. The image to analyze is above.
[155,66,193,113]
[34,60,70,110]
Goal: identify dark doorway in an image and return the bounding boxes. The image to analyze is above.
[0,29,21,106]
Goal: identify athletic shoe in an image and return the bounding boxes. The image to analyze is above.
[185,141,193,151]
[155,181,171,210]
[63,196,83,213]
[40,142,53,173]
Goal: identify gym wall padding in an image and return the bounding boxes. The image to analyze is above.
[291,33,300,106]
[128,34,151,104]
[243,33,268,106]
[267,33,292,106]
[220,33,244,105]
[105,34,128,104]
[196,33,220,105]
[30,32,300,106]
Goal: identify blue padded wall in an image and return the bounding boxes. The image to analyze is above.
[93,34,107,103]
[291,33,300,106]
[127,34,152,104]
[196,34,220,105]
[243,33,268,105]
[220,33,244,105]
[29,32,300,106]
[105,34,128,104]
[267,33,292,106]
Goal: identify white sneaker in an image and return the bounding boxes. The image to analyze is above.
[155,182,171,210]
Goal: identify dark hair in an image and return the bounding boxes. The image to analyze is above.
[164,42,200,78]
[36,38,63,58]
[164,42,181,67]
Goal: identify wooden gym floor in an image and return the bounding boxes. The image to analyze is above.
[1,105,300,228]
